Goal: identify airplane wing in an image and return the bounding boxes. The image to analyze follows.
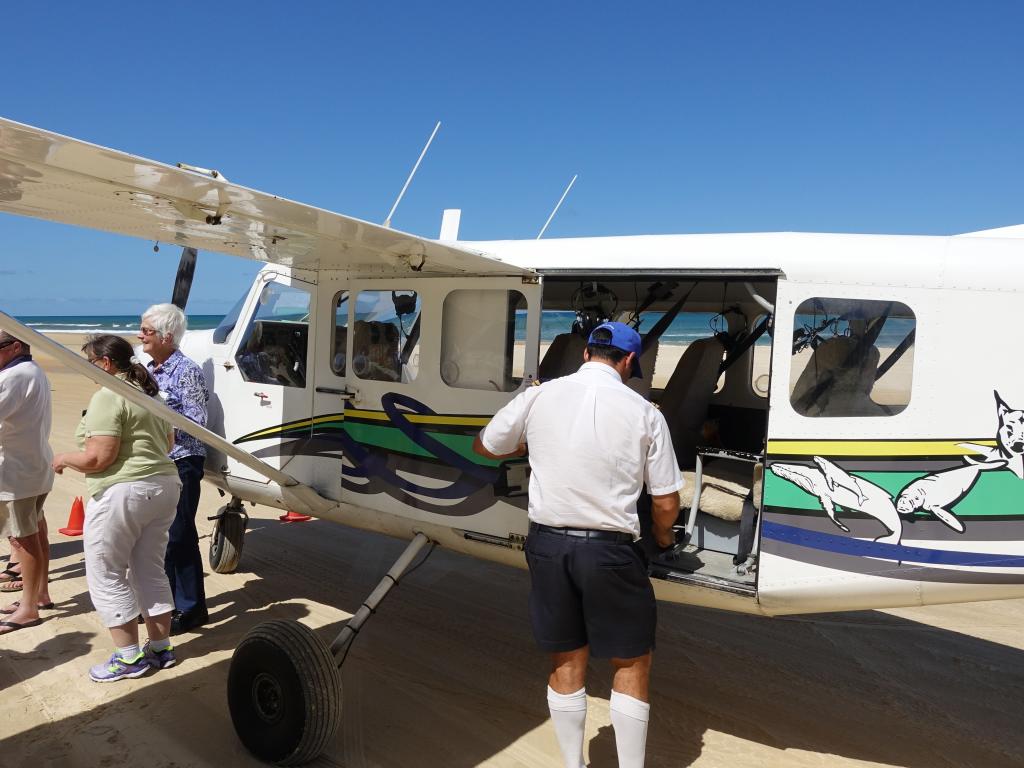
[957,224,1024,238]
[0,310,335,515]
[0,117,530,277]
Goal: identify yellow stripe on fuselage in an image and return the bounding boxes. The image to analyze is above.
[239,410,489,443]
[767,439,998,457]
[344,409,491,427]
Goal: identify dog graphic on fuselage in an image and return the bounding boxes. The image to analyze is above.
[995,391,1024,478]
[959,391,1024,479]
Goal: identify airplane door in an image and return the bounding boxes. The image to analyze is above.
[308,274,352,501]
[215,270,317,484]
[337,276,541,538]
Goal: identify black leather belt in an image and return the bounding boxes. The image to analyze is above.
[529,522,633,543]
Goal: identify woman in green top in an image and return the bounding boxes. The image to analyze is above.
[52,335,182,682]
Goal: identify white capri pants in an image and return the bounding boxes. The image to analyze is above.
[84,474,182,628]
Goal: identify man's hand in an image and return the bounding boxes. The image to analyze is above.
[651,491,681,549]
[653,523,676,549]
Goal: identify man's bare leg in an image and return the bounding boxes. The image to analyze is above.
[36,518,51,606]
[610,653,653,768]
[547,647,589,768]
[0,533,41,631]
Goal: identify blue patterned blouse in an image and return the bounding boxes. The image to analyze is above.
[148,349,209,460]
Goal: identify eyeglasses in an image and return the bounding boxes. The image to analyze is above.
[139,327,158,336]
[0,341,15,350]
[88,356,106,366]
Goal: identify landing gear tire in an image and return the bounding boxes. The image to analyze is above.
[229,620,342,766]
[209,504,246,574]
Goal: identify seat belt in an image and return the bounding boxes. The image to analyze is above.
[400,316,421,366]
[875,328,915,380]
[640,283,696,353]
[718,315,771,375]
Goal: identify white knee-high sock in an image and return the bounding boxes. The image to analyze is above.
[610,690,650,768]
[547,686,587,768]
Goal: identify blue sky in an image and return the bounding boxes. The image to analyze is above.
[2,1,1022,315]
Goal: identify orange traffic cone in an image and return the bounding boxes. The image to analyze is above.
[59,496,85,536]
[278,510,312,523]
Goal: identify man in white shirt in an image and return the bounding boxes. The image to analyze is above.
[474,321,683,768]
[0,331,54,635]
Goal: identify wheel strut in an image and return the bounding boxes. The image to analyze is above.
[330,532,433,663]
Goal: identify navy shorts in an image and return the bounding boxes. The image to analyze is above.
[524,525,656,659]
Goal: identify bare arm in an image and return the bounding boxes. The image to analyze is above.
[472,433,526,461]
[651,491,681,549]
[53,436,120,475]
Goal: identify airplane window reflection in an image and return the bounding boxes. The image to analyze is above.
[790,297,915,417]
[352,290,421,383]
[235,281,311,388]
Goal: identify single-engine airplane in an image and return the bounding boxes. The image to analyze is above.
[2,116,1024,765]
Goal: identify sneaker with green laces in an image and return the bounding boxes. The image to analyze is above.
[143,641,177,670]
[89,651,151,683]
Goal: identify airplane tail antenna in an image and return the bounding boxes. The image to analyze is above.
[383,121,441,229]
[537,174,578,239]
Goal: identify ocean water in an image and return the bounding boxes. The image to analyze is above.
[15,314,225,335]
[16,311,913,347]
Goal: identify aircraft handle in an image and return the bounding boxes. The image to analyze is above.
[315,386,356,400]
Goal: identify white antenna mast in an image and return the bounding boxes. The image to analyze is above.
[383,121,441,229]
[537,174,578,239]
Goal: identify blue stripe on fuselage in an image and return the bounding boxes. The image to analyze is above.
[762,521,1024,567]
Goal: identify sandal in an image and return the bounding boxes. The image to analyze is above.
[0,600,54,615]
[0,565,21,584]
[0,577,23,593]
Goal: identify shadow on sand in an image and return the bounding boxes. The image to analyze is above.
[2,516,1024,766]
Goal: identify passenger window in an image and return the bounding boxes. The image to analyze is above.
[235,281,311,388]
[790,297,915,417]
[331,292,348,376]
[352,290,421,382]
[441,289,527,391]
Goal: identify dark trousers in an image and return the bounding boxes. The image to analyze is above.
[166,455,207,615]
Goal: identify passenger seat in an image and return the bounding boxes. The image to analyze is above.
[657,336,726,469]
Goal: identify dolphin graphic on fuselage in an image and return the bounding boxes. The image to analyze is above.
[770,458,902,544]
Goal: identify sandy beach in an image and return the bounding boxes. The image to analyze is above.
[1,334,1022,767]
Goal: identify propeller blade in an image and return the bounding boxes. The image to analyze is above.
[171,247,198,309]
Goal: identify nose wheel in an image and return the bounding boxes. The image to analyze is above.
[209,498,248,574]
[228,532,434,765]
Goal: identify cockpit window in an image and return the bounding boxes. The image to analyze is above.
[790,297,915,417]
[234,281,311,388]
[213,291,248,344]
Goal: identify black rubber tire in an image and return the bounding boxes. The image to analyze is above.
[228,620,342,765]
[209,508,246,574]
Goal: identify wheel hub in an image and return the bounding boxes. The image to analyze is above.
[251,672,285,724]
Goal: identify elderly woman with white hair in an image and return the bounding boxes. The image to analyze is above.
[139,303,210,635]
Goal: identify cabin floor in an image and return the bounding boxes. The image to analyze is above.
[650,545,757,593]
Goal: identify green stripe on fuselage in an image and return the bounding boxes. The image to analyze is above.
[764,470,1024,518]
[341,422,503,467]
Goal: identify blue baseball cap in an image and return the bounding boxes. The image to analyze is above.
[587,321,643,379]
